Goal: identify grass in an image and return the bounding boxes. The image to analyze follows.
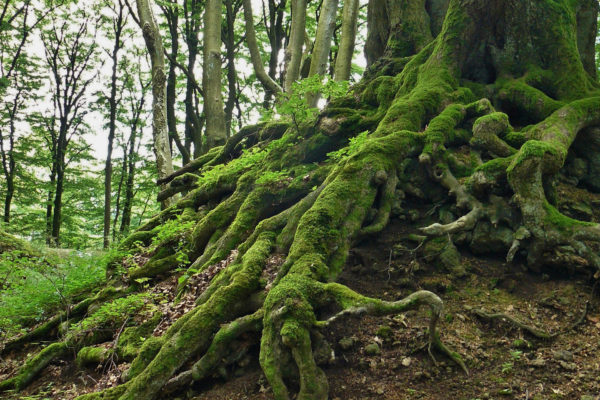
[0,247,108,339]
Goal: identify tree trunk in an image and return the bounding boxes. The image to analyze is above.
[103,1,125,249]
[283,0,307,92]
[4,0,600,399]
[202,0,228,150]
[136,0,176,208]
[306,0,339,106]
[333,0,359,81]
[243,0,283,95]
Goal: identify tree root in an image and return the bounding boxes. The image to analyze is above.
[470,302,589,339]
[320,285,468,374]
[161,310,263,396]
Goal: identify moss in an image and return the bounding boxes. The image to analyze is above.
[117,311,162,361]
[543,201,594,231]
[118,232,275,399]
[0,342,68,391]
[128,253,179,280]
[507,140,561,174]
[77,346,113,367]
[118,230,155,252]
[123,335,165,382]
[473,157,513,181]
[421,103,466,158]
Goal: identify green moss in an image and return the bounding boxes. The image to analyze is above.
[71,293,152,338]
[117,311,162,361]
[474,157,513,181]
[543,201,594,231]
[123,335,165,382]
[77,346,113,367]
[507,140,561,174]
[422,103,466,158]
[0,341,68,391]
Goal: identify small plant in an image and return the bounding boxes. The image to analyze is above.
[501,362,513,374]
[327,130,369,162]
[510,350,523,360]
[0,249,106,339]
[264,75,349,132]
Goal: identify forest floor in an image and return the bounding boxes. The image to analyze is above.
[2,186,600,400]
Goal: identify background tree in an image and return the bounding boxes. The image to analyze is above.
[41,5,100,246]
[203,0,228,149]
[100,0,128,249]
[134,0,176,206]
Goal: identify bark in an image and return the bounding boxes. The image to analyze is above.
[0,87,20,224]
[136,0,176,208]
[182,0,204,159]
[223,0,240,138]
[161,1,190,164]
[262,0,286,106]
[283,0,307,92]
[202,0,228,150]
[306,0,339,106]
[103,0,126,249]
[242,0,283,95]
[333,0,359,81]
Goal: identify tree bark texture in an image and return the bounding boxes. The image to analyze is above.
[136,0,175,208]
[202,0,228,150]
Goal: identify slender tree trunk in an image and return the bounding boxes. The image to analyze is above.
[306,0,339,106]
[103,3,125,249]
[112,153,126,242]
[183,0,203,159]
[136,0,176,207]
[202,0,228,150]
[283,0,307,92]
[163,4,190,164]
[50,125,66,246]
[243,0,283,96]
[0,90,19,224]
[45,165,55,245]
[333,0,359,81]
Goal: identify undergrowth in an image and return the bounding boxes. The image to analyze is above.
[0,249,107,339]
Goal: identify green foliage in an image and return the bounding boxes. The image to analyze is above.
[0,249,107,338]
[326,130,369,161]
[263,75,349,131]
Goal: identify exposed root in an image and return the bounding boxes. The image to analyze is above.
[320,285,468,374]
[471,302,589,339]
[161,310,263,395]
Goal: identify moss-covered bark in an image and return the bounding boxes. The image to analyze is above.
[2,0,599,398]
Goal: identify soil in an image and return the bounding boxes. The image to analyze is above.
[2,194,600,400]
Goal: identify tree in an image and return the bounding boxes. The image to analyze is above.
[242,0,283,96]
[0,1,44,224]
[333,0,359,81]
[134,0,176,207]
[2,0,600,399]
[306,0,339,106]
[41,6,99,246]
[101,0,128,249]
[283,0,307,92]
[202,0,228,149]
